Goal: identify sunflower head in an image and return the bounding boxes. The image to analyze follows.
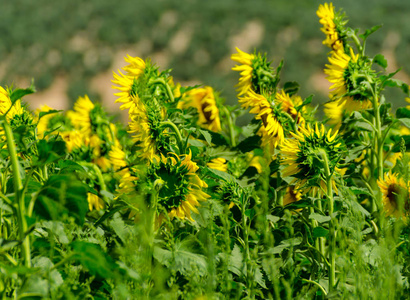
[378,172,410,218]
[317,3,347,53]
[128,101,169,162]
[87,193,105,211]
[179,86,221,132]
[325,48,375,111]
[231,47,280,96]
[207,157,228,172]
[281,123,345,195]
[149,152,209,222]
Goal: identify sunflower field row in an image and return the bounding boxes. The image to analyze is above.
[1,3,410,299]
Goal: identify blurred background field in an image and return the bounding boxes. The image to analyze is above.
[1,0,409,120]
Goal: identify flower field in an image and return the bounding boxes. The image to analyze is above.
[1,3,410,299]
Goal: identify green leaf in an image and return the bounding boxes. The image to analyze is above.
[309,213,331,223]
[34,174,88,225]
[9,83,36,103]
[397,107,410,119]
[38,109,61,120]
[355,121,374,132]
[313,226,329,238]
[296,95,313,112]
[359,24,383,40]
[255,265,267,289]
[283,81,299,96]
[235,135,261,153]
[34,140,66,166]
[0,238,19,253]
[228,244,243,276]
[207,167,237,183]
[284,199,312,210]
[383,78,409,95]
[109,213,132,244]
[71,241,119,279]
[154,238,208,276]
[373,54,387,69]
[398,118,410,129]
[198,129,212,146]
[270,237,303,254]
[58,160,86,174]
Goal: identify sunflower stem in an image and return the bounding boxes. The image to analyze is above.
[241,194,254,299]
[148,78,175,103]
[2,119,31,268]
[319,149,335,292]
[160,120,184,153]
[370,86,384,215]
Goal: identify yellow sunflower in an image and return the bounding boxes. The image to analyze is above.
[231,47,255,96]
[377,172,410,218]
[154,151,209,222]
[0,86,25,122]
[60,130,84,152]
[274,90,305,125]
[207,157,228,172]
[35,105,56,139]
[324,100,345,128]
[316,3,344,53]
[178,86,221,132]
[69,95,95,136]
[325,48,372,112]
[128,102,161,162]
[281,123,344,196]
[109,146,127,171]
[112,55,146,114]
[87,193,105,211]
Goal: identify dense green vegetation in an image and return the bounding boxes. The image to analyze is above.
[1,0,409,107]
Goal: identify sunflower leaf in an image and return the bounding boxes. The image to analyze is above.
[373,54,387,69]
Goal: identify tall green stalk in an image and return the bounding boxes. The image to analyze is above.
[320,150,335,291]
[2,119,31,267]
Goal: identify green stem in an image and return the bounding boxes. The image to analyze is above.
[281,112,297,132]
[82,162,110,206]
[222,106,236,147]
[302,279,328,296]
[241,196,254,298]
[2,120,31,267]
[320,150,335,292]
[160,120,184,153]
[149,78,175,103]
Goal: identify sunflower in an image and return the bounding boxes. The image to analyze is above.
[324,100,345,128]
[0,86,25,122]
[178,86,221,132]
[231,47,277,96]
[274,90,305,125]
[128,101,164,162]
[69,95,95,136]
[35,105,57,139]
[112,55,146,114]
[325,48,372,112]
[283,186,302,206]
[152,152,210,222]
[316,3,344,53]
[378,172,410,218]
[109,146,127,171]
[60,130,85,153]
[87,193,105,211]
[231,47,255,96]
[207,157,228,172]
[281,123,344,196]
